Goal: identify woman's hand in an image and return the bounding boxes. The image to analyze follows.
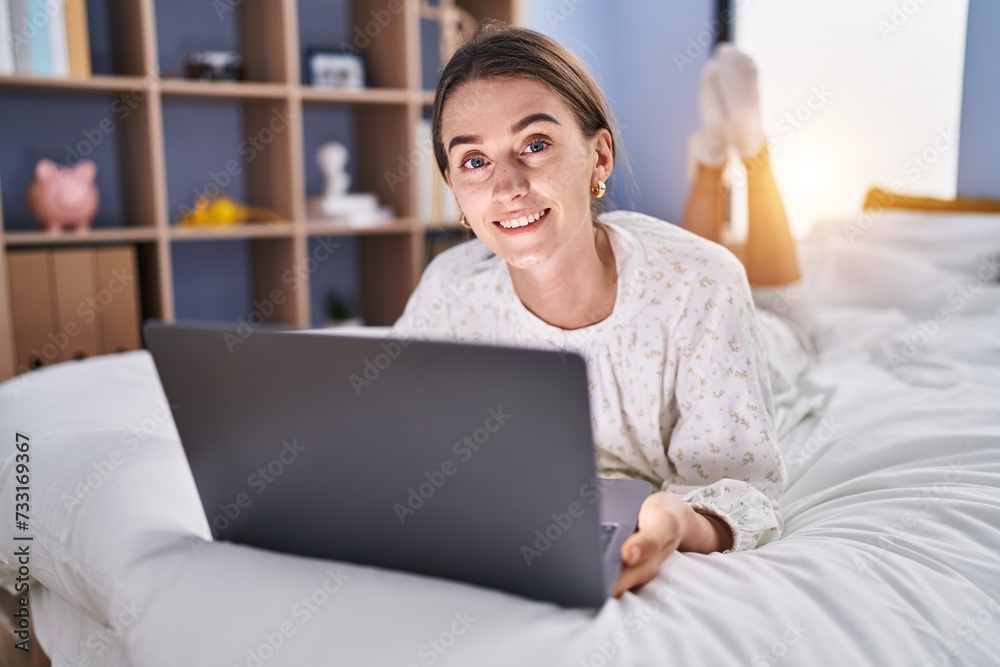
[612,491,735,597]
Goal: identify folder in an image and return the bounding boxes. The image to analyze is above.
[51,248,102,362]
[7,250,56,372]
[95,246,141,353]
[64,0,91,77]
[47,0,69,77]
[0,0,15,75]
[24,0,50,75]
[8,0,33,74]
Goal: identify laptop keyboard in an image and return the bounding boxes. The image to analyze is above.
[600,522,619,554]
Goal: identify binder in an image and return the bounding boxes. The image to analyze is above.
[64,0,91,77]
[0,0,15,75]
[9,0,33,74]
[47,0,69,77]
[24,0,50,75]
[8,247,143,373]
[7,250,56,372]
[95,246,141,353]
[51,248,101,362]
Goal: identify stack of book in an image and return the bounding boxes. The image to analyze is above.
[0,0,91,77]
[415,119,461,227]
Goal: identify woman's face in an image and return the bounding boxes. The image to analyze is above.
[441,77,613,269]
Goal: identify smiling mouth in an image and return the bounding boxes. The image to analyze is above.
[494,208,550,230]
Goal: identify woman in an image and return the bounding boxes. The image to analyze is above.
[392,26,807,596]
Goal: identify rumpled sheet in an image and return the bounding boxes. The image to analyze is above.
[1,210,999,666]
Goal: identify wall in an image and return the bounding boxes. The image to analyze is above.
[956,0,1000,199]
[527,0,716,224]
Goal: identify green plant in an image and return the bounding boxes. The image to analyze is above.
[325,290,356,321]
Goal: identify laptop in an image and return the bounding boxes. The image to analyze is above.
[142,320,650,607]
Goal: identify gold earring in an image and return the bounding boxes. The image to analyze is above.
[459,213,471,228]
[591,180,606,199]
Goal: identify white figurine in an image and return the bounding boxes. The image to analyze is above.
[311,141,393,226]
[317,142,351,198]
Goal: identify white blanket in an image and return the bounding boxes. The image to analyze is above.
[2,211,999,666]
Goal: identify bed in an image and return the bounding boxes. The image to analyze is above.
[2,209,999,666]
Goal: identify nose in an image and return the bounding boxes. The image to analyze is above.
[491,159,529,204]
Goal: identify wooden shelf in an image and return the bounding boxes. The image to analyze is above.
[159,79,292,100]
[169,223,296,241]
[305,218,416,236]
[299,86,414,105]
[0,74,152,93]
[421,221,469,232]
[0,78,419,103]
[0,0,522,381]
[3,227,160,246]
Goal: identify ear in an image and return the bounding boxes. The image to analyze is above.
[35,159,58,181]
[76,160,97,181]
[443,168,452,190]
[592,128,614,184]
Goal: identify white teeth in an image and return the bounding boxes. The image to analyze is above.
[498,209,546,229]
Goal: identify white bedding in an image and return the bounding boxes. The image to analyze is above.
[2,211,999,666]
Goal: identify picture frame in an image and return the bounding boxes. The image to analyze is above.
[307,48,366,90]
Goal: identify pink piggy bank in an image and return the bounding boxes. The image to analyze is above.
[26,159,100,233]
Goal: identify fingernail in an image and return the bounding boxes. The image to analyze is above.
[629,547,641,563]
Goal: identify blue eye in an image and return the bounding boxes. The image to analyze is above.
[462,156,487,170]
[525,140,549,154]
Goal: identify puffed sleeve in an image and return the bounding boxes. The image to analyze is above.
[663,257,787,552]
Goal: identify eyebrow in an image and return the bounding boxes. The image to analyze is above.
[447,113,561,153]
[511,112,561,135]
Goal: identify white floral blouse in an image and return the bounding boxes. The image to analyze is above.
[390,210,786,552]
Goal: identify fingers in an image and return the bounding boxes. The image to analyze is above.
[612,493,684,597]
[634,492,681,547]
[612,555,666,597]
[612,530,677,597]
[619,530,659,568]
[615,530,673,588]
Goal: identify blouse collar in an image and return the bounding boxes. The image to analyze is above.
[496,213,642,347]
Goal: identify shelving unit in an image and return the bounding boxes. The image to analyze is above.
[0,0,522,380]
